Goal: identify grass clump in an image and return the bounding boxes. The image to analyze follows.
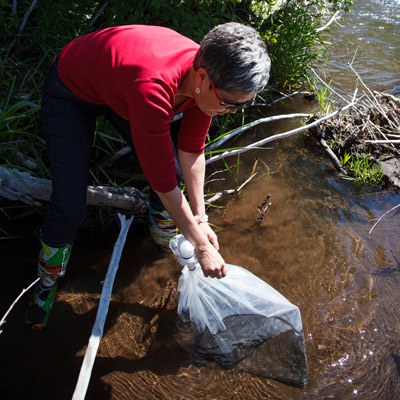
[340,152,384,185]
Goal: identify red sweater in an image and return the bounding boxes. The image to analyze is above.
[58,25,211,193]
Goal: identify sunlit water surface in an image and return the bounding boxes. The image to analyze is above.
[324,0,399,94]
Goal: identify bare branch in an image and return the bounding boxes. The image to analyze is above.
[72,214,133,400]
[319,138,347,174]
[252,91,311,107]
[348,63,398,132]
[80,2,109,36]
[316,10,342,32]
[5,0,38,58]
[237,173,257,192]
[99,146,131,168]
[206,101,357,166]
[310,67,348,103]
[369,203,400,235]
[206,113,310,151]
[206,189,235,205]
[365,140,400,144]
[83,2,108,32]
[0,277,40,334]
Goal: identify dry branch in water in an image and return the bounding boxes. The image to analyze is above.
[206,189,235,205]
[206,101,357,166]
[369,203,400,235]
[253,194,272,226]
[252,90,313,107]
[206,113,310,151]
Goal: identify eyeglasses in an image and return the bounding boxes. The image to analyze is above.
[210,80,254,110]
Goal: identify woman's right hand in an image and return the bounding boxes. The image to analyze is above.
[195,241,227,278]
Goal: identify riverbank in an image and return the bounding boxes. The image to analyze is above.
[311,91,400,189]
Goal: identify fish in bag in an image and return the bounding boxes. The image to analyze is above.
[169,234,308,387]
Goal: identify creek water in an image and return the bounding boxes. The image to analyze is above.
[1,1,399,399]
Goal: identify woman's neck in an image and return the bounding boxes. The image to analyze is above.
[177,67,196,98]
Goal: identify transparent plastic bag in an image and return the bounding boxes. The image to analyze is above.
[169,235,308,387]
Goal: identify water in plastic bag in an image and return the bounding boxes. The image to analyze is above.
[170,235,308,387]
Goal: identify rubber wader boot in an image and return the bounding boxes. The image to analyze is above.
[25,240,72,330]
[148,206,178,250]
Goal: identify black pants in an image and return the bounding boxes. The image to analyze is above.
[40,61,181,246]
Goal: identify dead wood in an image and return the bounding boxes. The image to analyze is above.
[206,101,357,166]
[0,166,149,213]
[253,194,272,226]
[311,91,400,188]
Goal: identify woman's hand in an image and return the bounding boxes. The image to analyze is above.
[195,227,227,279]
[198,221,219,250]
[155,186,226,278]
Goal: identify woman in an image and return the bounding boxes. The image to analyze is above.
[26,22,271,329]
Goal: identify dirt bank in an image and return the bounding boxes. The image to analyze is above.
[311,92,400,189]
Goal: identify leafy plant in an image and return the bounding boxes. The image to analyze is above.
[306,75,334,113]
[340,152,384,185]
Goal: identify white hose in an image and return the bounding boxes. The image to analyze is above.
[72,213,134,400]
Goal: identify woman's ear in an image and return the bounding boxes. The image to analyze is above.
[196,68,209,89]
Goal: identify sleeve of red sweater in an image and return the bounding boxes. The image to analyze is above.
[178,105,212,154]
[126,80,211,193]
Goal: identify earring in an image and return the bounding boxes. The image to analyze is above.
[195,88,201,94]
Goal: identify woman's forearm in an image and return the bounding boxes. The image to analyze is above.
[178,150,206,216]
[156,150,226,277]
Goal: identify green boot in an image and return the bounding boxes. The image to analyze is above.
[25,240,72,330]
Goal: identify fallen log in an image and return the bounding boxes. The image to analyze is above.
[0,166,149,213]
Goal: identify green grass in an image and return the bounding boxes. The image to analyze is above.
[340,152,384,185]
[306,75,334,113]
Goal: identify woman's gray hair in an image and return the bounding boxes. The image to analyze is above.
[194,22,271,94]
